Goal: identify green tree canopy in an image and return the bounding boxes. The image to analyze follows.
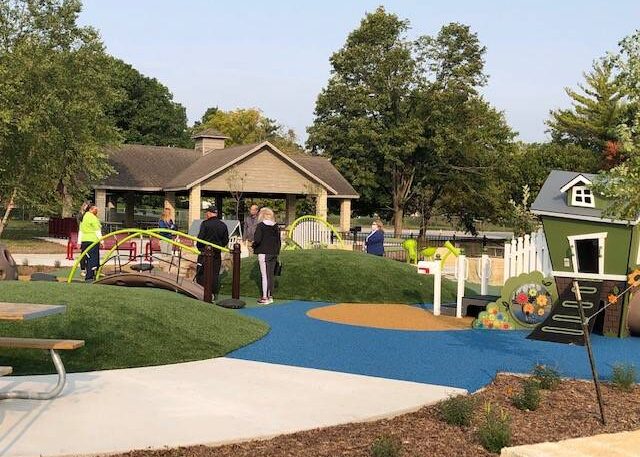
[196,107,303,154]
[0,0,120,234]
[308,9,516,235]
[108,57,191,148]
[593,30,640,220]
[547,60,627,168]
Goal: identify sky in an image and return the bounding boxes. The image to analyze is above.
[79,0,640,144]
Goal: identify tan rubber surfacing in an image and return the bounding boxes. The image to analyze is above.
[307,303,473,331]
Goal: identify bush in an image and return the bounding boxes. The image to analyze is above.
[611,363,637,392]
[370,435,402,457]
[512,379,541,411]
[54,260,61,268]
[478,403,511,454]
[21,258,28,267]
[438,394,476,426]
[532,364,561,390]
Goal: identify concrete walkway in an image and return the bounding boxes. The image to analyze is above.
[0,358,464,457]
[11,253,75,267]
[501,429,640,456]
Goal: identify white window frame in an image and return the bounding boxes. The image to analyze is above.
[571,185,595,208]
[567,232,607,275]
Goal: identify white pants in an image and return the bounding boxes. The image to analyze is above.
[258,254,277,298]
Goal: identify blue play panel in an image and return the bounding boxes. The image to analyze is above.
[229,301,640,392]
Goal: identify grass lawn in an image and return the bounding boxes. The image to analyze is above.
[219,249,465,303]
[0,281,269,375]
[0,220,66,253]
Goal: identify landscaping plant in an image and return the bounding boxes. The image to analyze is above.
[478,403,511,453]
[611,363,637,392]
[512,379,541,411]
[437,394,476,426]
[370,435,402,457]
[532,364,561,390]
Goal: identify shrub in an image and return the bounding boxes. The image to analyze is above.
[478,403,511,453]
[36,265,45,272]
[21,258,29,267]
[512,379,541,411]
[370,435,402,457]
[54,260,61,268]
[532,364,561,390]
[611,363,637,392]
[438,394,476,426]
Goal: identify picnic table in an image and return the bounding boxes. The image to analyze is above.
[0,302,84,400]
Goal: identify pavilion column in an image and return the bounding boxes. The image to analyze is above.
[164,192,176,221]
[339,199,351,232]
[285,194,297,226]
[124,191,135,227]
[95,189,107,221]
[315,189,328,220]
[215,195,224,217]
[188,184,201,228]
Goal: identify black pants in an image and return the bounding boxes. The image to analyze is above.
[82,242,100,281]
[196,253,222,296]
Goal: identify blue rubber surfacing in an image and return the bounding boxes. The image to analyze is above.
[229,301,640,392]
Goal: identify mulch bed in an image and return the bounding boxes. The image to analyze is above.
[112,374,640,457]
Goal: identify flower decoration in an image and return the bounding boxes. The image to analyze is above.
[537,308,545,316]
[628,268,640,288]
[516,293,529,305]
[607,294,618,305]
[536,295,548,307]
[528,288,538,297]
[523,303,534,315]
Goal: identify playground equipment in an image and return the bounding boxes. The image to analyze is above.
[286,215,345,250]
[0,245,17,281]
[67,228,245,309]
[418,249,496,318]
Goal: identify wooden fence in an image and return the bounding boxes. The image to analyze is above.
[503,228,552,283]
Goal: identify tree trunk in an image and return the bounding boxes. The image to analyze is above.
[0,188,18,238]
[393,204,404,237]
[60,182,74,218]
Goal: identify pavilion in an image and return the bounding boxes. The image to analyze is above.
[93,129,358,231]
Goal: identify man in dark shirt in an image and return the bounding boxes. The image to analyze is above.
[196,205,229,299]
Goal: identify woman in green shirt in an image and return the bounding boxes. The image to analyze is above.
[79,205,103,281]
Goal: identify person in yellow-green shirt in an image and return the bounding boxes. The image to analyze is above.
[79,204,103,281]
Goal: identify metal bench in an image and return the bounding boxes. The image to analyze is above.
[0,337,85,400]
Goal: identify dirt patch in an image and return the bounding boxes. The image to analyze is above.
[112,374,640,457]
[17,265,59,276]
[307,303,474,331]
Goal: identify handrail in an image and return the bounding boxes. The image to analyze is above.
[67,228,231,283]
[287,215,345,248]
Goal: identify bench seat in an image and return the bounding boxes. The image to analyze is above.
[0,338,84,400]
[0,337,84,350]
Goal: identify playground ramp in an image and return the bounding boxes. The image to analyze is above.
[94,270,205,301]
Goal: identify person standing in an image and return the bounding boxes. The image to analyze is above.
[365,220,385,256]
[158,208,177,258]
[243,204,259,248]
[79,204,103,281]
[252,207,281,304]
[77,200,91,277]
[196,205,229,300]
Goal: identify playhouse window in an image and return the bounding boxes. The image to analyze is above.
[572,186,595,208]
[567,232,607,276]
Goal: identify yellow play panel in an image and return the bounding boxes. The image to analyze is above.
[307,303,473,331]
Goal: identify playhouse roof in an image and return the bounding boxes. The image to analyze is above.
[531,170,638,225]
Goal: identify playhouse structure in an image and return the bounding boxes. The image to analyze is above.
[530,170,640,337]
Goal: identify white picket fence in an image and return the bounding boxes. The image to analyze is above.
[503,228,552,283]
[291,220,334,248]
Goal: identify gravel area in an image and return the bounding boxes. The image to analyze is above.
[112,373,640,456]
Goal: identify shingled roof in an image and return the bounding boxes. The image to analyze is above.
[97,141,359,198]
[531,170,637,225]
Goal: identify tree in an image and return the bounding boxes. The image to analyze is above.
[547,60,627,168]
[108,57,191,148]
[307,7,424,235]
[197,107,303,154]
[0,0,120,235]
[593,30,640,220]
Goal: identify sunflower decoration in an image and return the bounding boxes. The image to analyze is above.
[607,294,618,305]
[628,268,640,289]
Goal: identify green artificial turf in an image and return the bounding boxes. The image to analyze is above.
[219,249,465,303]
[0,281,269,375]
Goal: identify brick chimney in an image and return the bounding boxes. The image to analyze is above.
[192,128,229,155]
